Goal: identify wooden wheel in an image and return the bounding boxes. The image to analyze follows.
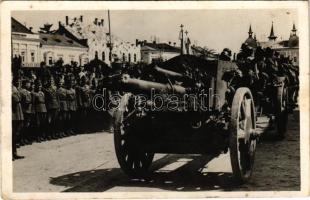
[114,94,154,178]
[229,87,257,183]
[275,82,289,139]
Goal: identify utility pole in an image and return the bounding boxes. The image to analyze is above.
[108,10,113,63]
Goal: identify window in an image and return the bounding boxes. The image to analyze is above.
[95,51,98,59]
[134,54,137,62]
[293,57,297,62]
[31,52,35,62]
[109,52,112,61]
[102,52,105,61]
[123,53,125,62]
[128,53,131,63]
[21,51,25,63]
[48,57,53,65]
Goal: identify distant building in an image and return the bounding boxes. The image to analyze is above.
[191,45,218,60]
[60,15,141,65]
[259,22,299,66]
[244,25,258,49]
[12,17,41,67]
[39,29,89,67]
[140,41,180,64]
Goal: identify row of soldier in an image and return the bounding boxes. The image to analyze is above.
[220,43,299,107]
[12,62,115,160]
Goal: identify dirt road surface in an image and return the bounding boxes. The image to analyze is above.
[13,111,300,192]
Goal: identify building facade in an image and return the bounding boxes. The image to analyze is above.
[12,17,41,67]
[39,32,88,67]
[140,42,181,64]
[60,15,141,66]
[259,23,299,66]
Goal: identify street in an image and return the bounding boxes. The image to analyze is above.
[13,110,300,192]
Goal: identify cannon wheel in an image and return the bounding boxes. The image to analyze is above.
[275,83,289,139]
[114,94,154,178]
[229,87,257,183]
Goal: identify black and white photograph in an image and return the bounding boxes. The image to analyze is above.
[1,1,309,199]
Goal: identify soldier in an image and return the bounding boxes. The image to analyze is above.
[77,76,91,133]
[66,76,77,135]
[264,47,279,79]
[19,79,33,145]
[236,43,256,87]
[219,48,232,61]
[56,77,68,137]
[33,80,47,142]
[29,81,37,142]
[12,76,24,160]
[44,76,60,139]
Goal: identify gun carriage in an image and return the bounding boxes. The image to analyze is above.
[105,55,258,183]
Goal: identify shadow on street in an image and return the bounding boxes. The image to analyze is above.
[50,110,300,192]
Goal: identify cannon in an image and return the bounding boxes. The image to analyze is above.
[108,55,258,183]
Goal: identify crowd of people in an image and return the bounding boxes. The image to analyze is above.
[11,58,125,160]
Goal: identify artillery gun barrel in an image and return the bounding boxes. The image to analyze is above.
[120,74,187,94]
[153,66,184,79]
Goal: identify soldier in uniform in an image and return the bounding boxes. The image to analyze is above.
[77,76,91,133]
[20,79,33,145]
[44,76,60,139]
[12,76,24,160]
[65,76,77,135]
[33,79,47,142]
[236,43,256,87]
[30,81,37,142]
[219,48,232,61]
[56,77,68,137]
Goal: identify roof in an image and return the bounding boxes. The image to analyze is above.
[158,54,218,76]
[143,43,180,53]
[12,17,33,34]
[56,24,89,47]
[40,33,88,49]
[245,37,257,49]
[268,22,277,40]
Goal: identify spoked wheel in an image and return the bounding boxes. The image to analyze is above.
[229,87,257,183]
[114,94,154,178]
[275,82,289,139]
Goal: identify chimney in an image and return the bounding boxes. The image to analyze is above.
[58,21,62,28]
[29,27,33,32]
[80,15,83,22]
[168,41,171,45]
[153,40,156,44]
[65,16,69,25]
[136,39,139,46]
[101,19,104,27]
[94,18,98,25]
[173,42,176,46]
[74,17,77,22]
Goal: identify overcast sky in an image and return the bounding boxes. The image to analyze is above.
[12,9,298,54]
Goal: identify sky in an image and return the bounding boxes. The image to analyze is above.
[12,9,298,54]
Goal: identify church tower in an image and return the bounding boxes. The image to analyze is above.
[268,21,277,41]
